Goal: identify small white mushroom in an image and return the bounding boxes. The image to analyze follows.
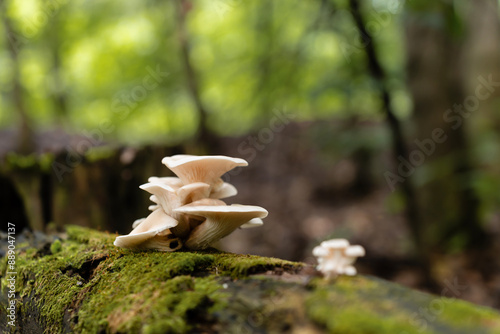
[312,239,365,279]
[114,209,180,251]
[175,203,268,250]
[162,155,248,191]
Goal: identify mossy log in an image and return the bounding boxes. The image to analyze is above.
[1,226,500,334]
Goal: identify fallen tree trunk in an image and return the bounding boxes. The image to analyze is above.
[1,226,500,333]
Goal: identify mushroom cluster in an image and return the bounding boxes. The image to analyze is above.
[312,239,365,279]
[114,155,268,251]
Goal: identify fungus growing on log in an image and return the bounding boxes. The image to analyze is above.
[114,155,267,251]
[312,239,365,279]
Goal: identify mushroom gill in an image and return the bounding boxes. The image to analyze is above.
[161,155,247,191]
[114,209,179,250]
[176,204,268,250]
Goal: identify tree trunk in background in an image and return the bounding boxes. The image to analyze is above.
[405,1,488,251]
[48,12,69,125]
[463,1,500,168]
[347,0,424,263]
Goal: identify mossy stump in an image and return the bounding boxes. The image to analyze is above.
[1,226,500,333]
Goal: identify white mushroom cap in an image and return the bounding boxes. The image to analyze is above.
[140,182,178,215]
[148,205,160,212]
[114,209,179,250]
[162,155,248,190]
[209,182,238,199]
[177,182,211,203]
[147,195,160,212]
[148,176,184,188]
[183,198,227,207]
[132,218,145,229]
[175,204,268,250]
[343,266,357,276]
[321,239,349,249]
[240,218,264,229]
[345,245,365,257]
[312,245,329,257]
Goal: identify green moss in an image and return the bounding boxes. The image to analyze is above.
[306,276,500,334]
[2,225,301,333]
[66,225,116,246]
[214,253,300,278]
[4,226,499,333]
[50,239,62,254]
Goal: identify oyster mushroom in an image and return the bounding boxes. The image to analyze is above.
[175,202,268,250]
[115,154,266,252]
[312,239,365,279]
[114,209,181,251]
[139,182,214,238]
[162,155,247,191]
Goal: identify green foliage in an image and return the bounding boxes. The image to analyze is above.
[0,0,408,142]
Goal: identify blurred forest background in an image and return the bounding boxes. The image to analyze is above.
[1,0,500,309]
